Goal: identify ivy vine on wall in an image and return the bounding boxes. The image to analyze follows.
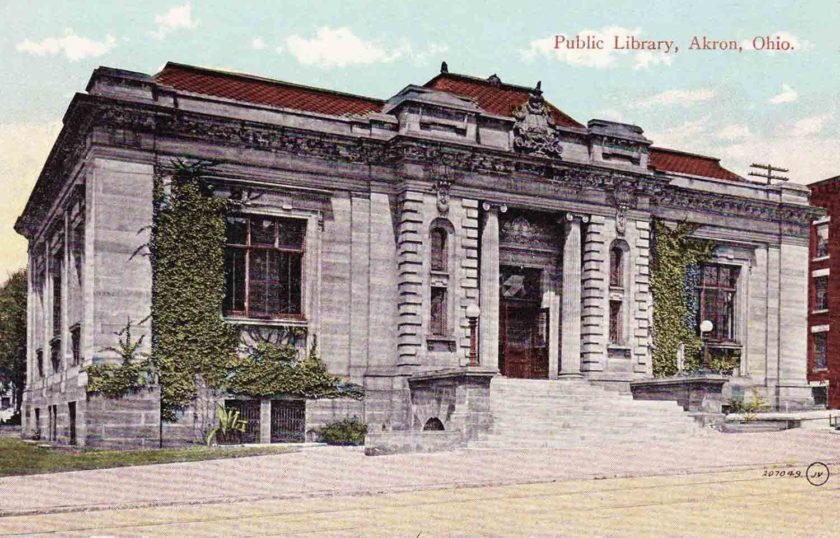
[228,337,364,400]
[151,160,239,420]
[149,160,362,421]
[650,220,714,377]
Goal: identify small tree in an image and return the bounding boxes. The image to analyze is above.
[0,269,27,418]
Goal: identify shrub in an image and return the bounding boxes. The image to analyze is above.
[317,417,368,445]
[205,403,248,446]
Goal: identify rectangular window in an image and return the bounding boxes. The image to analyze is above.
[224,216,305,319]
[814,332,827,370]
[815,276,829,311]
[50,338,61,373]
[36,349,44,377]
[697,264,739,342]
[609,300,623,344]
[816,224,829,258]
[610,247,623,288]
[430,287,447,336]
[70,325,81,366]
[51,249,63,338]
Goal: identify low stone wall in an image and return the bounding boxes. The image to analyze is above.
[305,398,365,442]
[0,425,21,438]
[86,386,160,449]
[631,374,728,413]
[364,431,464,456]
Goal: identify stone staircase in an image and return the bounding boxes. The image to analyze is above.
[469,377,706,449]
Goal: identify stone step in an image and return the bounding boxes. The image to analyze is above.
[472,378,699,450]
[488,421,701,434]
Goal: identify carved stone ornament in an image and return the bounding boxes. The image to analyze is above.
[432,162,456,215]
[512,82,563,160]
[616,205,628,236]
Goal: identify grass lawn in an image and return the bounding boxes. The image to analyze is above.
[0,437,295,477]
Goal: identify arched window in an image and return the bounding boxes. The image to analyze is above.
[431,228,447,272]
[609,240,630,345]
[610,245,624,287]
[429,223,452,339]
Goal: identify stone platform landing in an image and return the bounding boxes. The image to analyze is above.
[470,377,705,449]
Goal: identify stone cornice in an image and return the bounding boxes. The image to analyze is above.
[16,94,820,239]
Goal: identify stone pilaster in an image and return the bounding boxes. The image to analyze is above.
[632,220,652,373]
[397,191,425,365]
[560,213,587,376]
[479,202,506,370]
[581,215,607,372]
[458,199,480,361]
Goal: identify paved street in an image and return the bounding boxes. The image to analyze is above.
[1,429,838,536]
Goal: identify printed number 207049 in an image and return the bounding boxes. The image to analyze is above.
[763,470,802,478]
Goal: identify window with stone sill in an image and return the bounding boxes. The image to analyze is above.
[50,338,61,373]
[814,276,829,311]
[224,215,305,320]
[697,263,739,342]
[814,332,828,370]
[815,223,829,259]
[609,240,630,345]
[70,324,81,366]
[428,223,453,341]
[51,248,63,339]
[36,349,44,378]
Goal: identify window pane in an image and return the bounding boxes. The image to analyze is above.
[278,219,305,250]
[224,248,246,312]
[610,247,623,287]
[277,252,302,314]
[816,225,829,258]
[814,333,827,369]
[430,287,447,336]
[251,217,275,246]
[225,217,247,245]
[609,300,622,343]
[815,276,829,310]
[431,229,447,272]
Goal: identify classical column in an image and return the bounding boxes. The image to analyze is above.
[560,213,588,377]
[479,202,506,370]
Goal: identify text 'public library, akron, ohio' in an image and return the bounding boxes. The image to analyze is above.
[15,61,823,450]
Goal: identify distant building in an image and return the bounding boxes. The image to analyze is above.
[15,62,820,448]
[807,176,840,408]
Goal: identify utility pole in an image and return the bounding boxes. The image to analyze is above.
[748,163,790,184]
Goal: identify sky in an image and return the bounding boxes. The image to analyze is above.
[1,0,838,277]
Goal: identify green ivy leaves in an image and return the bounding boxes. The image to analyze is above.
[650,221,714,377]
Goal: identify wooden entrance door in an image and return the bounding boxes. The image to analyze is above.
[499,266,549,379]
[500,303,549,378]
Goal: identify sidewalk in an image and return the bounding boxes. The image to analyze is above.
[1,428,838,517]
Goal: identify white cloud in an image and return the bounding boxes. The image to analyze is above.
[792,115,828,137]
[717,124,751,141]
[595,109,626,122]
[769,83,798,104]
[634,50,673,70]
[635,88,716,108]
[523,26,640,68]
[15,30,116,61]
[284,27,445,68]
[251,37,266,50]
[411,42,449,66]
[152,3,197,39]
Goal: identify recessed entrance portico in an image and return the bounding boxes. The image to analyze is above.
[481,207,582,380]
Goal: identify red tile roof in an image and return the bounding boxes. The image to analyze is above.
[424,73,583,128]
[155,62,384,117]
[649,147,745,182]
[152,64,743,183]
